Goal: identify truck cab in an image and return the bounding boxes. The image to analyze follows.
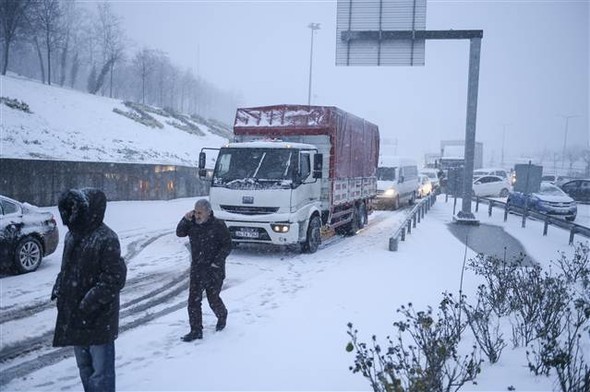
[202,140,324,251]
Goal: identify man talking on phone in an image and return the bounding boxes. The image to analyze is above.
[176,199,232,342]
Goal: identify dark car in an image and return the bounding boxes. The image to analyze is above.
[506,182,577,221]
[558,179,590,203]
[0,195,59,273]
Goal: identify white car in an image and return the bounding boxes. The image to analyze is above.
[473,168,510,180]
[472,175,512,197]
[419,168,440,192]
[417,174,432,198]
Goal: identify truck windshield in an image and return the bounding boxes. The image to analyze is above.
[377,167,396,181]
[213,148,295,188]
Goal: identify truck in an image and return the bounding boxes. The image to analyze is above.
[198,104,380,253]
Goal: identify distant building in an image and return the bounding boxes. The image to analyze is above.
[439,140,483,170]
[423,152,441,168]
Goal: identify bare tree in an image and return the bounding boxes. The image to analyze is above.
[0,0,32,75]
[90,2,125,96]
[56,0,78,86]
[132,48,156,104]
[152,50,173,107]
[29,0,62,85]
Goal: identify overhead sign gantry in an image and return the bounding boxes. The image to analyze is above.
[336,0,483,223]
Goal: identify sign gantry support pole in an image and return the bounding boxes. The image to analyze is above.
[341,29,483,223]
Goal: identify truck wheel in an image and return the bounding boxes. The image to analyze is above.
[302,216,321,253]
[346,206,361,236]
[14,237,43,274]
[358,203,367,229]
[499,188,509,198]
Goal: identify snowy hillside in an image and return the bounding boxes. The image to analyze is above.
[0,74,231,167]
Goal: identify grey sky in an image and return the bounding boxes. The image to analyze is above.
[108,0,589,166]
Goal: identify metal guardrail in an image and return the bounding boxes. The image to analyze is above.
[388,193,437,251]
[472,196,590,244]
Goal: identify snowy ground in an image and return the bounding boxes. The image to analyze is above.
[1,75,228,166]
[1,195,588,391]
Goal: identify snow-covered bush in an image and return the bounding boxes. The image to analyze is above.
[462,285,507,364]
[347,245,589,392]
[467,253,522,317]
[347,295,482,392]
[113,102,163,128]
[1,97,32,113]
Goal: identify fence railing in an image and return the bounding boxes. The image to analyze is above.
[388,193,437,251]
[472,196,590,244]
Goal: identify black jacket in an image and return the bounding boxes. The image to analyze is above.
[176,212,232,275]
[52,188,127,347]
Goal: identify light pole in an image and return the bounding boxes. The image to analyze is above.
[560,114,580,169]
[500,123,510,168]
[307,22,320,106]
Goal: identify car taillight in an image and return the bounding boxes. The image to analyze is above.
[47,216,57,228]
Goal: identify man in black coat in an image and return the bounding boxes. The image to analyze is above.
[176,198,232,342]
[52,188,127,392]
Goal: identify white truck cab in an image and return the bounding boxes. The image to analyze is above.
[201,140,325,251]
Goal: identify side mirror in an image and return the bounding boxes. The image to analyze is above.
[198,152,206,169]
[313,154,323,179]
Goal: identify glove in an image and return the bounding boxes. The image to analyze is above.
[50,285,59,301]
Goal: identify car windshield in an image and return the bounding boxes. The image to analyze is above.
[377,167,396,181]
[212,148,296,189]
[539,183,566,196]
[421,172,437,180]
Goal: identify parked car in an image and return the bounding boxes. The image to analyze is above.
[558,179,590,203]
[417,174,432,198]
[506,182,577,221]
[472,175,512,197]
[419,168,440,193]
[541,174,573,185]
[473,167,510,180]
[0,195,59,273]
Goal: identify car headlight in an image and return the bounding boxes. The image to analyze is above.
[384,189,396,197]
[271,223,290,233]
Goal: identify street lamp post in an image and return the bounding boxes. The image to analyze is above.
[307,22,320,106]
[560,114,580,169]
[500,123,510,168]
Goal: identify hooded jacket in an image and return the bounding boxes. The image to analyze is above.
[52,188,127,347]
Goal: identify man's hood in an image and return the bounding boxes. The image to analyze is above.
[58,188,107,233]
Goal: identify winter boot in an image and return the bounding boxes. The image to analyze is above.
[181,330,203,342]
[216,317,226,331]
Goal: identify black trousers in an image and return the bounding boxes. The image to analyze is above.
[187,266,227,331]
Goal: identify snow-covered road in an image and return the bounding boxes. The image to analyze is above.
[1,196,585,391]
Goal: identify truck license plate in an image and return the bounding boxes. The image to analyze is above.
[235,230,259,238]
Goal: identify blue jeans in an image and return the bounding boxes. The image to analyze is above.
[74,342,115,392]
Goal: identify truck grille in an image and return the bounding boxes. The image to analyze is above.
[220,205,279,215]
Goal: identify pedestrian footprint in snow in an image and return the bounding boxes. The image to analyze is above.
[176,199,232,342]
[51,188,127,392]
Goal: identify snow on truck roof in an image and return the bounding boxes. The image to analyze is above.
[234,105,378,129]
[225,140,316,150]
[235,105,335,127]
